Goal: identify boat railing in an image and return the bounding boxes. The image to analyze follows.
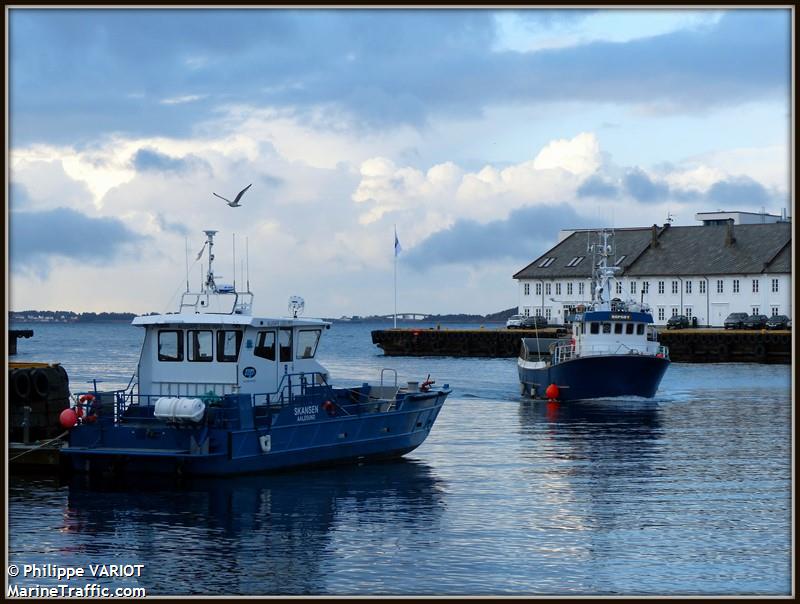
[551,341,577,365]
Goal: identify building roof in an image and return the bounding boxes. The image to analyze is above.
[514,222,792,280]
[513,226,661,280]
[624,222,791,277]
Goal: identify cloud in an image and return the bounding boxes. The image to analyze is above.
[623,168,670,203]
[705,175,771,206]
[402,203,595,270]
[10,207,147,276]
[131,147,211,175]
[577,174,618,198]
[9,10,789,145]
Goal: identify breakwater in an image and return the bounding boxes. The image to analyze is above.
[371,327,791,363]
[372,327,567,357]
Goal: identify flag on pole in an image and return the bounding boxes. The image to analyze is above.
[394,232,402,256]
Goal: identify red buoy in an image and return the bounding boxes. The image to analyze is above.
[545,383,560,401]
[59,408,78,429]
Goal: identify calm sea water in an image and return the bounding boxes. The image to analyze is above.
[8,321,793,595]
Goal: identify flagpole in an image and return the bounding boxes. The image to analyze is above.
[394,225,397,329]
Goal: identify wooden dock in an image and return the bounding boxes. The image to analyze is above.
[371,327,791,363]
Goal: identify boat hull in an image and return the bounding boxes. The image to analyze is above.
[519,355,669,402]
[62,390,450,477]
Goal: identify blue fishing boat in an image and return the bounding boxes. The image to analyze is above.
[61,230,451,476]
[518,229,670,402]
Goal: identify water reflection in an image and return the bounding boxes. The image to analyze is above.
[13,460,446,595]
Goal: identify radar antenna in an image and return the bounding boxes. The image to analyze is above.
[288,296,305,318]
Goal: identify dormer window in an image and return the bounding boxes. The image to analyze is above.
[566,256,584,267]
[614,255,627,266]
[538,257,556,268]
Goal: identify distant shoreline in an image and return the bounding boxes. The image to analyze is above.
[9,311,516,325]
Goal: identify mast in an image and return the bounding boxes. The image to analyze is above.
[203,230,218,293]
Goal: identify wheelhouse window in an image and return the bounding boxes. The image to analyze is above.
[279,328,293,363]
[636,324,645,335]
[217,330,243,362]
[158,330,183,362]
[590,322,600,334]
[296,329,322,359]
[254,330,276,361]
[614,323,623,334]
[602,323,611,334]
[187,330,213,362]
[626,323,634,335]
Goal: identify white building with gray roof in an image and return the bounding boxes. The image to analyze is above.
[513,212,792,327]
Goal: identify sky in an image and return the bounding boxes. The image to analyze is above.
[6,8,793,318]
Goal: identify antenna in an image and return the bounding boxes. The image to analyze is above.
[232,233,236,290]
[184,236,189,293]
[246,237,250,292]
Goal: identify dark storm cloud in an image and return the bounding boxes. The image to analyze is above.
[577,174,619,198]
[403,203,596,270]
[705,176,771,206]
[623,168,670,203]
[9,9,789,145]
[10,207,146,275]
[132,148,211,175]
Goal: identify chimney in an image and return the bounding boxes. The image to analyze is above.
[725,218,736,246]
[650,224,659,248]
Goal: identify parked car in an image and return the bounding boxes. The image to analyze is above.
[742,314,768,329]
[506,314,524,329]
[765,315,790,330]
[666,315,690,329]
[723,312,749,329]
[520,315,548,329]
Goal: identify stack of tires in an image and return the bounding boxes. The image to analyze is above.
[9,364,70,443]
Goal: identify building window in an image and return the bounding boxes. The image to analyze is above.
[630,281,637,294]
[732,279,739,293]
[671,307,679,317]
[535,283,542,296]
[538,257,556,268]
[567,282,573,295]
[545,308,552,320]
[545,283,551,295]
[578,282,585,296]
[658,281,665,295]
[524,283,530,296]
[771,306,780,316]
[616,282,623,294]
[685,281,692,294]
[685,307,692,319]
[535,308,542,317]
[751,307,759,316]
[699,281,706,294]
[658,307,665,321]
[555,283,561,296]
[566,256,584,267]
[752,279,759,293]
[523,308,530,317]
[671,281,678,294]
[717,280,724,294]
[772,278,779,293]
[642,281,649,294]
[614,255,627,266]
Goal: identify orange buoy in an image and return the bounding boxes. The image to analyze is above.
[59,408,78,429]
[545,383,560,401]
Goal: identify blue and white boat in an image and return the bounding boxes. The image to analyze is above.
[518,229,670,402]
[62,230,451,476]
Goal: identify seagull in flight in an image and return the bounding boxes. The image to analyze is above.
[213,184,252,207]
